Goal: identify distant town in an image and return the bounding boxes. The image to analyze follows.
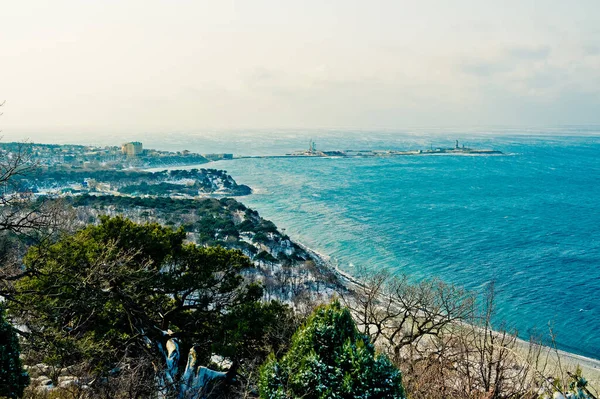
[0,139,503,200]
[0,141,232,170]
[0,140,503,174]
[0,141,242,199]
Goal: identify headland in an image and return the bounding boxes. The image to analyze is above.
[240,139,503,159]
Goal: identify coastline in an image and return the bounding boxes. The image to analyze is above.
[141,160,600,384]
[295,238,600,386]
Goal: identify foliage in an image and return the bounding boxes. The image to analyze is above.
[259,301,406,399]
[67,195,306,265]
[10,216,286,395]
[17,167,250,196]
[0,305,29,399]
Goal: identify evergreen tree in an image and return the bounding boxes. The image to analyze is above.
[11,216,286,396]
[0,306,29,399]
[259,301,406,399]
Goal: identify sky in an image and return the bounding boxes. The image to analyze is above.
[1,0,600,139]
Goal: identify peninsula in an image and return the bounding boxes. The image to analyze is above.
[284,140,503,157]
[232,139,503,159]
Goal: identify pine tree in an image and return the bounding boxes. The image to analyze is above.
[0,306,29,399]
[259,301,406,399]
[11,216,287,396]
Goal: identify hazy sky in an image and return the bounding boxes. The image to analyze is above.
[1,0,599,137]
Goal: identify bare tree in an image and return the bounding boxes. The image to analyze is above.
[394,281,599,399]
[0,141,59,234]
[0,103,73,312]
[446,283,539,398]
[343,267,474,361]
[343,269,584,398]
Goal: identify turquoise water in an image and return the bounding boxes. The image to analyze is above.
[158,130,600,359]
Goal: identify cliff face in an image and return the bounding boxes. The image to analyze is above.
[24,190,344,395]
[23,168,251,197]
[69,195,343,304]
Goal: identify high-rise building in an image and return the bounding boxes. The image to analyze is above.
[121,142,143,157]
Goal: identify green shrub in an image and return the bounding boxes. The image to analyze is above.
[259,301,405,399]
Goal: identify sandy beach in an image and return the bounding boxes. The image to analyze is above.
[299,240,600,391]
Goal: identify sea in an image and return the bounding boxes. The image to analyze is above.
[118,128,600,359]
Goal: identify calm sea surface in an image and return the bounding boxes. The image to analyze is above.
[146,129,600,359]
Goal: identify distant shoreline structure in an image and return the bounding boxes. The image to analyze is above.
[235,140,503,159]
[0,140,502,165]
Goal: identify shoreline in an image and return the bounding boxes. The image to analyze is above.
[140,160,600,383]
[295,239,600,385]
